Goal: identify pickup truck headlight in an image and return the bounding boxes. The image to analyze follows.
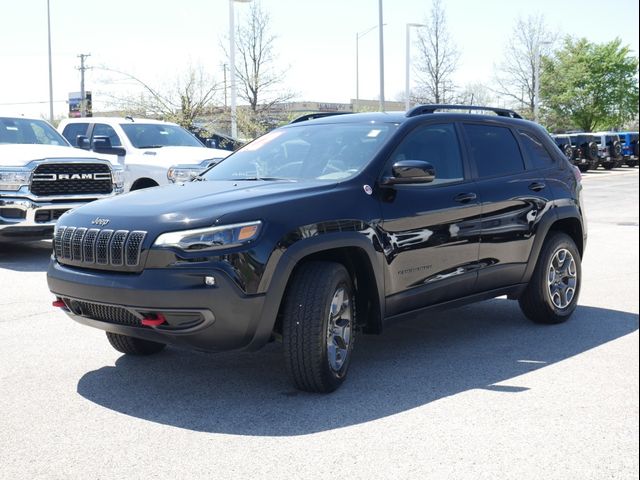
[111,167,125,189]
[0,168,30,191]
[153,221,262,251]
[167,159,223,183]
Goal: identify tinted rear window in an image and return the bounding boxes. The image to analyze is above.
[519,130,555,169]
[463,124,524,178]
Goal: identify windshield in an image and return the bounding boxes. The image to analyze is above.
[203,123,394,182]
[121,123,204,148]
[0,117,69,146]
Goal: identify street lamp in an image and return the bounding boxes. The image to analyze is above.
[534,40,552,123]
[46,0,53,122]
[378,0,385,112]
[405,23,426,112]
[229,0,252,139]
[355,25,379,112]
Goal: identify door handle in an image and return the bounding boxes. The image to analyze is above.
[529,182,546,192]
[454,192,477,203]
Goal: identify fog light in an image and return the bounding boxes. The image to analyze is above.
[204,276,216,286]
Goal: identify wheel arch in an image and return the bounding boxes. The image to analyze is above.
[130,177,159,191]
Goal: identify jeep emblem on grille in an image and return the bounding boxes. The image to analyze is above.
[91,218,110,226]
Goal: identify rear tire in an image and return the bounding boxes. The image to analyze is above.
[106,332,166,355]
[519,232,581,324]
[282,261,356,393]
[577,164,590,173]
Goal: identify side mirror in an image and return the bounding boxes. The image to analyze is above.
[381,160,436,185]
[205,138,218,148]
[92,136,126,156]
[76,135,90,149]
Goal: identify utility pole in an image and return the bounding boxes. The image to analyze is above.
[222,63,228,108]
[77,53,91,117]
[47,0,54,123]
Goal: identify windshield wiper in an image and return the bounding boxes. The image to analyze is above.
[235,177,292,181]
[138,145,164,149]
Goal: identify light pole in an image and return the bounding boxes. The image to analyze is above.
[405,23,425,112]
[46,0,53,122]
[534,40,552,123]
[378,0,385,111]
[355,25,379,112]
[229,0,252,139]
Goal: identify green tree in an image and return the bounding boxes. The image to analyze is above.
[541,38,639,131]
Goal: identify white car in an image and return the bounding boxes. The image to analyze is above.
[1,116,124,240]
[58,117,231,191]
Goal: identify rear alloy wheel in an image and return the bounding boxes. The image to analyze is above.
[282,261,356,393]
[519,232,581,324]
[106,332,166,355]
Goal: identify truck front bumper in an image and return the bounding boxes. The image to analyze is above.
[47,260,270,352]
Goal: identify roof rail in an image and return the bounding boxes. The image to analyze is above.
[289,112,353,124]
[406,104,523,119]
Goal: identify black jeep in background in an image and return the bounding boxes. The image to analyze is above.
[551,133,600,172]
[48,105,587,393]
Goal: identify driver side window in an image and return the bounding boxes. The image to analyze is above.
[388,123,464,185]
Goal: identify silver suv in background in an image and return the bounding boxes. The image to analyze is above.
[591,132,624,170]
[58,117,230,191]
[0,116,124,241]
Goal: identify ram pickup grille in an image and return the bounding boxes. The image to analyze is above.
[31,163,113,196]
[54,226,146,269]
[63,299,141,327]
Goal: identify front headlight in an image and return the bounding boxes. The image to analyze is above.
[111,167,125,188]
[0,168,30,191]
[153,221,262,251]
[167,159,223,183]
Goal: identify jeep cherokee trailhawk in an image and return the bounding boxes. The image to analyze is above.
[48,105,587,393]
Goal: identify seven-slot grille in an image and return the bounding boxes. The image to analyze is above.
[54,226,146,269]
[30,163,113,196]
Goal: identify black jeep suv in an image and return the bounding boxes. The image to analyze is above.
[47,105,587,393]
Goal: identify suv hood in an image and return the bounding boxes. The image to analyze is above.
[58,180,337,233]
[132,146,230,166]
[0,144,114,167]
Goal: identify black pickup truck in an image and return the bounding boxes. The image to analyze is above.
[48,105,587,393]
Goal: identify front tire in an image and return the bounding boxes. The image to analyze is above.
[282,261,356,393]
[519,232,581,324]
[106,332,166,355]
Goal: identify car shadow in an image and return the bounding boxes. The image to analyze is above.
[0,240,52,272]
[76,300,638,436]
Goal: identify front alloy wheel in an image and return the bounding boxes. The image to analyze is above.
[282,261,356,393]
[547,248,577,309]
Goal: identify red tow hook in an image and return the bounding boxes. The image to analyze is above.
[141,314,167,327]
[52,299,66,308]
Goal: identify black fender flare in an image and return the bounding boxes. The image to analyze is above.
[245,232,385,350]
[521,204,585,284]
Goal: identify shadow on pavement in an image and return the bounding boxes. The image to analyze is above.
[0,240,52,272]
[77,300,638,436]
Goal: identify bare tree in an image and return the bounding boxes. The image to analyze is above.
[456,82,494,106]
[413,0,460,104]
[231,1,293,137]
[493,14,557,117]
[96,65,222,129]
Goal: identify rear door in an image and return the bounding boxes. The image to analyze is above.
[462,123,556,292]
[379,122,482,316]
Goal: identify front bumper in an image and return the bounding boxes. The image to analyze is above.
[47,260,269,352]
[0,196,111,238]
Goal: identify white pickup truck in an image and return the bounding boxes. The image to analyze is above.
[58,117,231,191]
[0,116,124,241]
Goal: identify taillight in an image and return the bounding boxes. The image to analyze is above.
[572,166,582,182]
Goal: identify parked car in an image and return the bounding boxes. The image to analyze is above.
[591,132,623,170]
[189,125,244,151]
[58,117,231,191]
[48,104,586,393]
[0,116,123,241]
[617,131,639,167]
[551,134,598,172]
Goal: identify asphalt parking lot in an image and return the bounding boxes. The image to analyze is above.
[1,167,638,480]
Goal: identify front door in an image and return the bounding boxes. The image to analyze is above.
[378,122,482,317]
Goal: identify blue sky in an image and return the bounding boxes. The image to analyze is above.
[0,0,638,119]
